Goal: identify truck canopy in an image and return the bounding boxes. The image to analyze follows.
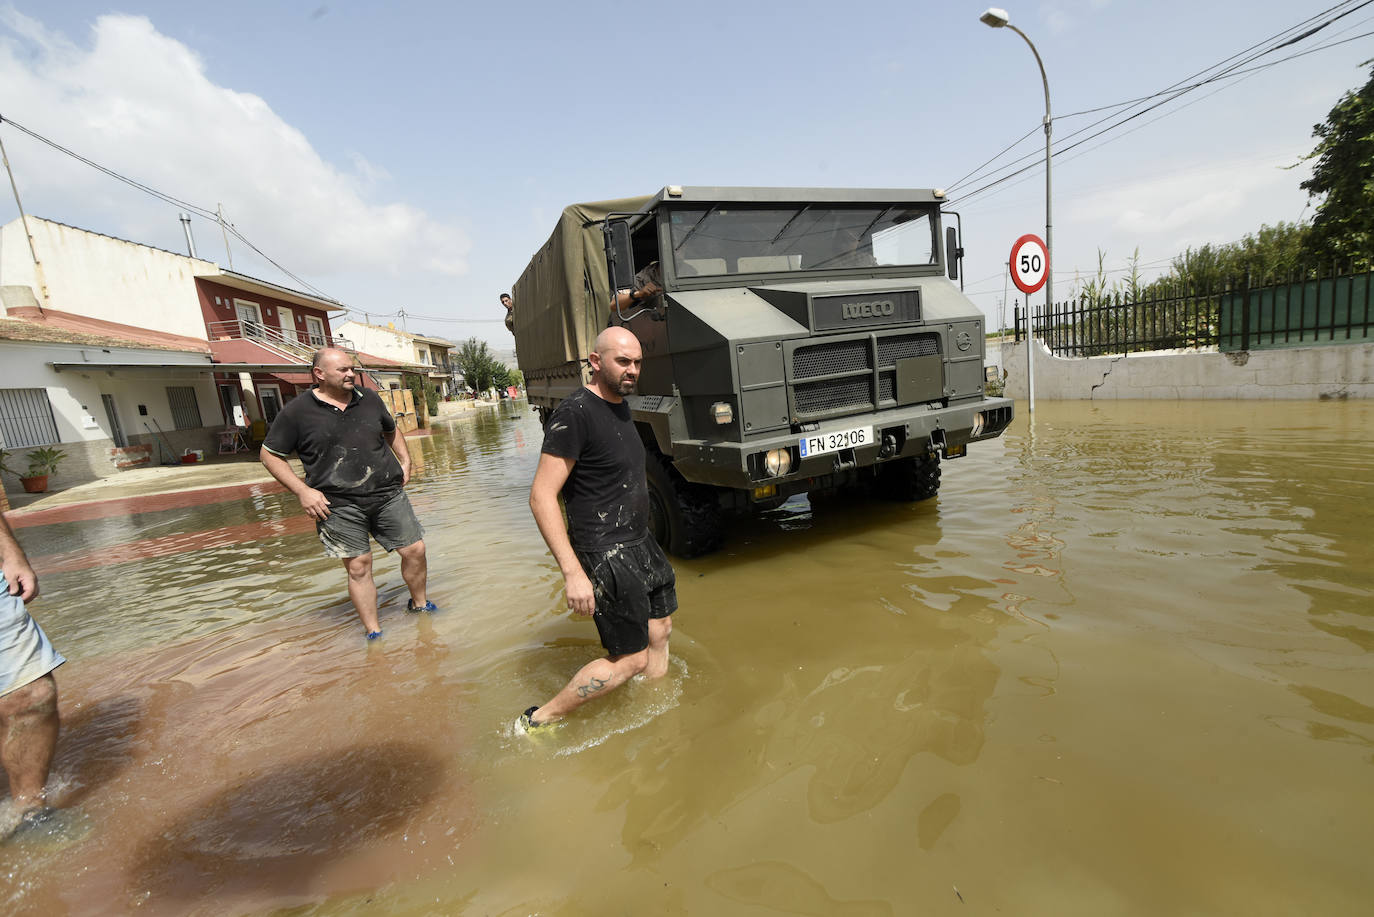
[511,195,653,369]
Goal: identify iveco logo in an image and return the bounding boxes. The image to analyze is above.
[841,300,896,320]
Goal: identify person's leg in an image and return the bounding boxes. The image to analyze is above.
[641,541,678,680]
[373,492,429,609]
[341,553,381,634]
[395,540,428,607]
[0,674,59,813]
[643,616,672,679]
[530,649,649,724]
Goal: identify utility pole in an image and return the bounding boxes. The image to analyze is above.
[217,203,234,270]
[0,127,48,310]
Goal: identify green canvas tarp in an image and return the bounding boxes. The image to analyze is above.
[511,195,653,370]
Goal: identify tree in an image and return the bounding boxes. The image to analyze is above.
[491,362,512,390]
[455,337,498,394]
[1299,62,1374,266]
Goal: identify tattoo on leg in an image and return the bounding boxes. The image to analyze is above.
[575,675,610,698]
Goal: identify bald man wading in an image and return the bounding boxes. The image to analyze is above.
[260,348,436,639]
[519,326,677,733]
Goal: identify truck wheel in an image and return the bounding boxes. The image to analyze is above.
[646,454,725,557]
[873,453,942,502]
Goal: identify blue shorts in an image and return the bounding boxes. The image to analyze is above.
[0,574,65,697]
[316,490,425,559]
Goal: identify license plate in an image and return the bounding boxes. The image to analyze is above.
[798,425,873,458]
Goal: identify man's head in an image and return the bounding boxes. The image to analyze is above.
[311,347,357,394]
[500,293,513,310]
[588,327,642,400]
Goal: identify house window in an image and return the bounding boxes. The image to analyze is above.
[0,388,60,448]
[304,315,327,347]
[234,299,265,339]
[166,386,204,430]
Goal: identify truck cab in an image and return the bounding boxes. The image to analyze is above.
[514,186,1013,556]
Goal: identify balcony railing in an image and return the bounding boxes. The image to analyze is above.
[207,320,354,360]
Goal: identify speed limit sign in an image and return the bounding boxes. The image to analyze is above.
[1009,234,1048,295]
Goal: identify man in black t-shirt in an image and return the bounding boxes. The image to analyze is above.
[261,348,436,639]
[518,326,678,732]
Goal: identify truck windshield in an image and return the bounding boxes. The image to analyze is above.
[668,204,937,278]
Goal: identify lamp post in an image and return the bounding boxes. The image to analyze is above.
[981,7,1050,414]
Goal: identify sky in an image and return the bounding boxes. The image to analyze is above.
[0,0,1370,346]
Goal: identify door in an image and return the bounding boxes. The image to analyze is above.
[304,315,326,348]
[235,299,264,339]
[219,384,246,427]
[258,384,283,423]
[101,394,128,447]
[277,307,297,344]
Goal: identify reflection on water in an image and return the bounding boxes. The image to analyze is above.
[2,399,1372,914]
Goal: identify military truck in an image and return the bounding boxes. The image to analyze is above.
[512,186,1013,557]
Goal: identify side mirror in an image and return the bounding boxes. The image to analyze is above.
[603,220,635,294]
[945,225,962,282]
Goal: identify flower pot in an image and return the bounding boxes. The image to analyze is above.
[20,475,48,493]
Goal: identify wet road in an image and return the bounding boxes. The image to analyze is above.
[2,398,1372,915]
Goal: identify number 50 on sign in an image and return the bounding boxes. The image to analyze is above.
[1009,234,1048,295]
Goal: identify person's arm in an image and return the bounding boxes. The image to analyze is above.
[0,515,38,601]
[529,452,594,616]
[384,426,412,486]
[260,446,333,520]
[614,279,662,311]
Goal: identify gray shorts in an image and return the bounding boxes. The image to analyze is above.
[0,574,65,697]
[317,490,425,558]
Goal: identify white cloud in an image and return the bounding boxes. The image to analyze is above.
[1064,152,1311,251]
[0,11,468,283]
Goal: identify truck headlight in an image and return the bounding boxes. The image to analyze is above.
[711,402,734,424]
[971,412,985,436]
[764,448,792,476]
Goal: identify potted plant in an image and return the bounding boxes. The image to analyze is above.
[17,446,66,493]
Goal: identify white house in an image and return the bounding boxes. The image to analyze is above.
[0,216,355,491]
[336,320,460,396]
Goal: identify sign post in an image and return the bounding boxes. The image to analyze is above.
[1009,233,1048,413]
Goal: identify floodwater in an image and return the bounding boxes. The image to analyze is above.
[3,398,1372,915]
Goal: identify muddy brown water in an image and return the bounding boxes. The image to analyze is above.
[2,399,1371,915]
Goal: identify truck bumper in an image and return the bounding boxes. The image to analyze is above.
[668,396,1014,492]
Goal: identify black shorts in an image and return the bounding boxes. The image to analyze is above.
[317,490,424,558]
[576,537,678,656]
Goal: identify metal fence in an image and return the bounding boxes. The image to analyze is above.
[1014,262,1374,356]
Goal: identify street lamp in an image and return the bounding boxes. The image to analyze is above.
[981,7,1050,413]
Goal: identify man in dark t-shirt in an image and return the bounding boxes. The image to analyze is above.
[261,348,436,639]
[518,326,678,733]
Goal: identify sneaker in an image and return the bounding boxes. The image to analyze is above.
[366,630,384,640]
[406,599,438,613]
[515,705,558,736]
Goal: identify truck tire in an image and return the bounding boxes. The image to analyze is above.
[646,453,725,558]
[873,453,942,502]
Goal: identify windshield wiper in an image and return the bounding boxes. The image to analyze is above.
[672,204,719,254]
[855,206,894,243]
[770,205,811,243]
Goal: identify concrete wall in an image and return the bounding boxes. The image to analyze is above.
[0,340,223,483]
[1,218,218,341]
[996,339,1374,400]
[337,321,416,363]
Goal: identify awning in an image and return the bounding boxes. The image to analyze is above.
[50,361,307,373]
[268,372,314,386]
[194,269,348,312]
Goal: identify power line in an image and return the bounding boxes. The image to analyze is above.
[0,113,337,302]
[946,1,1374,205]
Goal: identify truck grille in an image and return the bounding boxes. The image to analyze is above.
[790,332,942,420]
